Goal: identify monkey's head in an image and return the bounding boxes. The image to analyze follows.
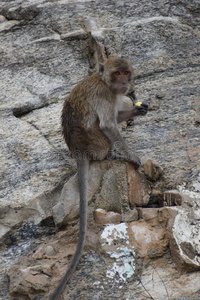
[100,57,134,95]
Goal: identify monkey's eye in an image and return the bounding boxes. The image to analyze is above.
[114,71,121,76]
[124,71,130,76]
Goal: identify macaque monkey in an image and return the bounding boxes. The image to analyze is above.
[50,57,148,300]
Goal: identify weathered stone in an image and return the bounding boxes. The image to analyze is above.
[0,19,19,31]
[53,160,140,227]
[140,262,200,300]
[0,109,69,240]
[9,264,52,298]
[168,207,200,272]
[150,189,183,207]
[21,103,68,155]
[94,162,127,213]
[93,209,121,226]
[138,206,179,228]
[7,227,101,299]
[138,208,160,226]
[53,161,110,226]
[122,208,139,223]
[94,161,139,222]
[0,0,200,299]
[144,159,164,182]
[127,163,151,206]
[128,220,168,258]
[100,223,136,281]
[43,245,56,257]
[149,98,160,111]
[162,190,182,206]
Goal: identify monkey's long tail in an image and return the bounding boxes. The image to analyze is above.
[49,158,89,300]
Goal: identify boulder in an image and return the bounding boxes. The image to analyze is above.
[128,220,168,259]
[53,161,108,226]
[168,206,200,272]
[53,160,151,227]
[93,209,122,226]
[143,159,164,182]
[9,265,51,299]
[127,163,151,207]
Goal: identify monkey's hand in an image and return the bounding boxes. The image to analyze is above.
[135,102,148,116]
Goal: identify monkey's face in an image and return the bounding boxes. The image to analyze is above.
[102,57,133,95]
[110,70,131,95]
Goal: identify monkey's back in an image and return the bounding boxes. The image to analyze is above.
[62,73,113,158]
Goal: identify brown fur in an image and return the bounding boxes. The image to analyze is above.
[62,72,115,159]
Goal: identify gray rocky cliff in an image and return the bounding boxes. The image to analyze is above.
[0,0,200,299]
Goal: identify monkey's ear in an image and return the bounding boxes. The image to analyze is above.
[99,63,104,76]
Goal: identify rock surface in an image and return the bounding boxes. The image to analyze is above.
[128,220,168,259]
[7,199,200,299]
[127,163,151,207]
[53,160,150,227]
[0,0,200,299]
[169,187,200,272]
[93,209,122,226]
[143,159,164,182]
